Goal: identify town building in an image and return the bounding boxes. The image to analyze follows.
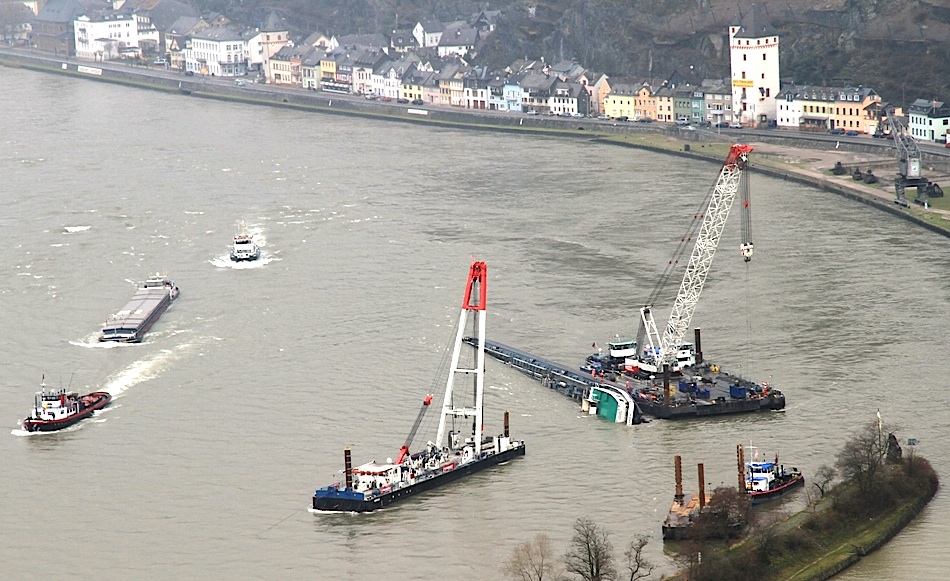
[729,6,779,127]
[775,85,881,133]
[908,99,950,143]
[74,11,139,60]
[183,25,245,77]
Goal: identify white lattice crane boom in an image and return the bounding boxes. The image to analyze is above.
[641,144,753,368]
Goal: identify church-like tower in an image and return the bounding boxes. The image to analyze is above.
[729,7,780,127]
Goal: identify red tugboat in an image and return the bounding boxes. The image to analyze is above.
[313,260,525,512]
[739,444,804,505]
[22,378,111,432]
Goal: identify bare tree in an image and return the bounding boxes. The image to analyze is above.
[692,486,750,541]
[621,535,653,581]
[811,464,837,498]
[564,518,616,581]
[505,533,562,581]
[835,419,893,495]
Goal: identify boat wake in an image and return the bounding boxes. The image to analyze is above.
[70,332,132,348]
[209,254,280,269]
[101,345,188,399]
[64,226,91,233]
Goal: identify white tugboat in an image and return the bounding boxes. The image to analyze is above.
[313,260,526,512]
[230,221,261,262]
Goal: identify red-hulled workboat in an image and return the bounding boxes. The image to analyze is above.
[22,380,112,432]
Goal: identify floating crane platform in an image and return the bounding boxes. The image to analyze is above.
[473,339,784,421]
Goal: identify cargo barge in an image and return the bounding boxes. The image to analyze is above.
[477,334,783,421]
[100,274,179,342]
[313,260,524,513]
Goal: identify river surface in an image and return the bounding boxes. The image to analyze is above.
[2,66,948,579]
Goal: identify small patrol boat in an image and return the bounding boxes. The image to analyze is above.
[230,222,261,261]
[22,377,111,432]
[313,260,526,513]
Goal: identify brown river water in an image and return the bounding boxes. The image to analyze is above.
[1,65,947,579]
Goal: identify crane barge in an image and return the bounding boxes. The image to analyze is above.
[313,260,525,512]
[479,145,785,421]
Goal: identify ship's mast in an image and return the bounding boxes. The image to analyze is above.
[436,260,487,455]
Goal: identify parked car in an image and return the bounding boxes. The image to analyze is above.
[364,93,377,100]
[728,122,743,129]
[570,112,584,118]
[616,116,629,122]
[675,117,690,125]
[597,114,610,120]
[233,79,246,87]
[526,109,539,115]
[411,98,424,106]
[184,70,194,76]
[845,130,859,136]
[872,131,885,138]
[380,96,392,102]
[713,122,728,128]
[637,117,654,123]
[153,58,167,65]
[396,98,409,104]
[829,128,845,135]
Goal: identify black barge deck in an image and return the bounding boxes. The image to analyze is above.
[474,339,785,420]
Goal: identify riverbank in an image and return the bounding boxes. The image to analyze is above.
[4,47,950,239]
[665,455,939,581]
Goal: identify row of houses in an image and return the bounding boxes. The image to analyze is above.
[18,1,950,142]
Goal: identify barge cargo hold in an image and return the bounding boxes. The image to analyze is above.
[313,260,524,513]
[100,274,179,342]
[476,338,783,421]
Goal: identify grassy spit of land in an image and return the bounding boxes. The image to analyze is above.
[666,454,938,581]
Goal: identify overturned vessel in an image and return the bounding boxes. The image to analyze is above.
[313,260,525,513]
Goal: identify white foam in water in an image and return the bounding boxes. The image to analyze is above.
[64,226,91,233]
[209,254,280,269]
[102,345,185,399]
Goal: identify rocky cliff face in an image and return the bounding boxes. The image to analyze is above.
[210,0,950,105]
